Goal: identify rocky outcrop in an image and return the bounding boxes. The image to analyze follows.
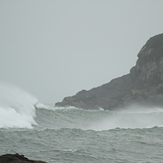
[55,33,163,110]
[0,153,47,163]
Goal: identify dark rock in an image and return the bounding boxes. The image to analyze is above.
[55,33,163,110]
[0,153,47,163]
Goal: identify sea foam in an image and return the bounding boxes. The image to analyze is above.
[0,82,38,128]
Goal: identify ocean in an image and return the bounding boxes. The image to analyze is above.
[0,84,163,163]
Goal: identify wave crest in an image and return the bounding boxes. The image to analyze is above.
[0,82,38,128]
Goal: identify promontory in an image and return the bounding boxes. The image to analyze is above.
[55,33,163,110]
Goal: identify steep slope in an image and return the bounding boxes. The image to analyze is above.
[56,33,163,110]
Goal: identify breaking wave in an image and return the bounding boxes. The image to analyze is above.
[0,82,38,128]
[35,105,163,131]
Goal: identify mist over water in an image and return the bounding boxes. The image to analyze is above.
[88,106,163,131]
[0,82,38,128]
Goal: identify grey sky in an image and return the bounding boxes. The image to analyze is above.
[0,0,163,104]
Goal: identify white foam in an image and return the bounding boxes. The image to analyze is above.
[0,82,38,129]
[35,103,50,110]
[47,105,79,111]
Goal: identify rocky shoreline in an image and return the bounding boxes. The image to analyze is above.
[0,153,47,163]
[56,33,163,110]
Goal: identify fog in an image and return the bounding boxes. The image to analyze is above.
[0,0,163,104]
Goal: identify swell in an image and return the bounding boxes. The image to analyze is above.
[35,106,163,131]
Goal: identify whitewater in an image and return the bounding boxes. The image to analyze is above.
[0,83,163,162]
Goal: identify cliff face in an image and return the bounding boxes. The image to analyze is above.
[131,34,163,89]
[56,33,163,110]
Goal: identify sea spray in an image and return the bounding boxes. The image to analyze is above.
[85,105,163,131]
[0,82,38,128]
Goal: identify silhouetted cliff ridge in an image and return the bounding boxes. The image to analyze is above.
[56,33,163,110]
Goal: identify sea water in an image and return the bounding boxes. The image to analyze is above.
[0,84,163,163]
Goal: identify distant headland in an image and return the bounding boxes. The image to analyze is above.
[56,33,163,110]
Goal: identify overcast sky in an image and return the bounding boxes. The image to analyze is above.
[0,0,163,104]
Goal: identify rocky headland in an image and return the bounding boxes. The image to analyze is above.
[55,33,163,110]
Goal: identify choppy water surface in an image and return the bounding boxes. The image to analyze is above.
[0,83,163,162]
[1,107,163,163]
